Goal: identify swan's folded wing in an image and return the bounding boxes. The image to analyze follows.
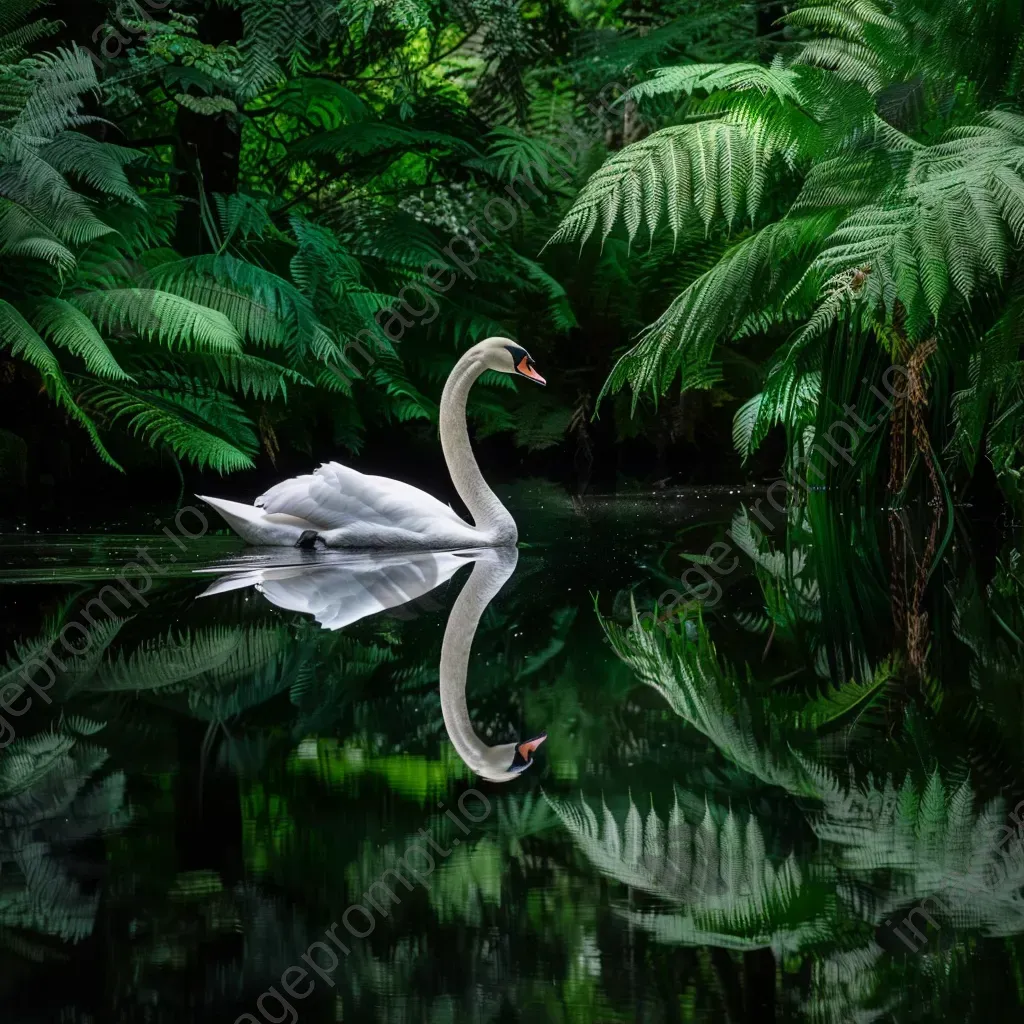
[255,462,468,532]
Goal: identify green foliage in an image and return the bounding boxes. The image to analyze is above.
[552,0,1024,502]
[797,654,900,730]
[0,0,598,477]
[549,121,772,251]
[550,791,830,950]
[604,601,822,793]
[0,722,128,948]
[85,624,289,693]
[77,379,260,474]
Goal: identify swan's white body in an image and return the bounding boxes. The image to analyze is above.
[196,546,543,781]
[199,337,544,550]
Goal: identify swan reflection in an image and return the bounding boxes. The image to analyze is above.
[198,548,477,631]
[196,547,545,782]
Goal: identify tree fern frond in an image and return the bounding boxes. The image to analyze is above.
[797,654,900,730]
[797,123,1024,345]
[603,603,815,794]
[599,214,841,407]
[207,352,309,401]
[32,298,131,380]
[77,379,257,473]
[75,290,243,354]
[10,46,99,141]
[0,298,117,466]
[729,506,809,578]
[0,0,54,36]
[37,132,142,206]
[746,367,821,461]
[549,122,767,248]
[0,17,59,64]
[469,125,575,186]
[87,625,288,692]
[549,790,832,951]
[733,392,763,462]
[370,356,438,422]
[0,150,112,248]
[0,202,75,271]
[627,61,803,106]
[151,254,315,349]
[811,768,1024,936]
[0,730,78,800]
[212,191,272,245]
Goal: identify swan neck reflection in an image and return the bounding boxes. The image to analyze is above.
[198,545,542,781]
[439,547,534,783]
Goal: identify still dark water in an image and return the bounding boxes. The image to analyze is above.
[2,484,1023,1022]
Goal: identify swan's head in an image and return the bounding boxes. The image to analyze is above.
[472,336,546,385]
[471,733,548,783]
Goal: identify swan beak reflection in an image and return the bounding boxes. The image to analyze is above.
[511,733,548,773]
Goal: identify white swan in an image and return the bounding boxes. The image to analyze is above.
[199,337,546,549]
[196,546,545,781]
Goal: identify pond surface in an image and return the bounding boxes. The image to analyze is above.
[1,486,1023,1022]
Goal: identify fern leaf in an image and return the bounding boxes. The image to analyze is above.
[37,131,143,206]
[598,214,840,407]
[207,353,309,401]
[797,655,900,730]
[549,122,765,248]
[0,298,117,467]
[74,290,243,354]
[77,380,257,473]
[627,62,803,106]
[32,298,130,380]
[88,626,288,692]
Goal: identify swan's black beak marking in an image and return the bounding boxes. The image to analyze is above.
[506,344,547,386]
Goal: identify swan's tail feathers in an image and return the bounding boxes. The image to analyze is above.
[198,495,310,546]
[196,571,264,598]
[198,494,262,529]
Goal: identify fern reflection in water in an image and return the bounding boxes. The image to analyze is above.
[2,498,1024,1020]
[0,718,128,954]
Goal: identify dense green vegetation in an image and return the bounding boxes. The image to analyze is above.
[3,2,1024,1018]
[1,0,1019,506]
[0,0,581,480]
[0,0,735,489]
[556,0,1024,508]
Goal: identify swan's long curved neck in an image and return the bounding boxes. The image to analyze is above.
[439,548,518,774]
[440,352,516,543]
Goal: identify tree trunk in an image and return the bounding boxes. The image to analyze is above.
[173,2,244,254]
[756,0,778,60]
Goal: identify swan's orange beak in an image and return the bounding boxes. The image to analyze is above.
[516,356,547,386]
[518,734,547,759]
